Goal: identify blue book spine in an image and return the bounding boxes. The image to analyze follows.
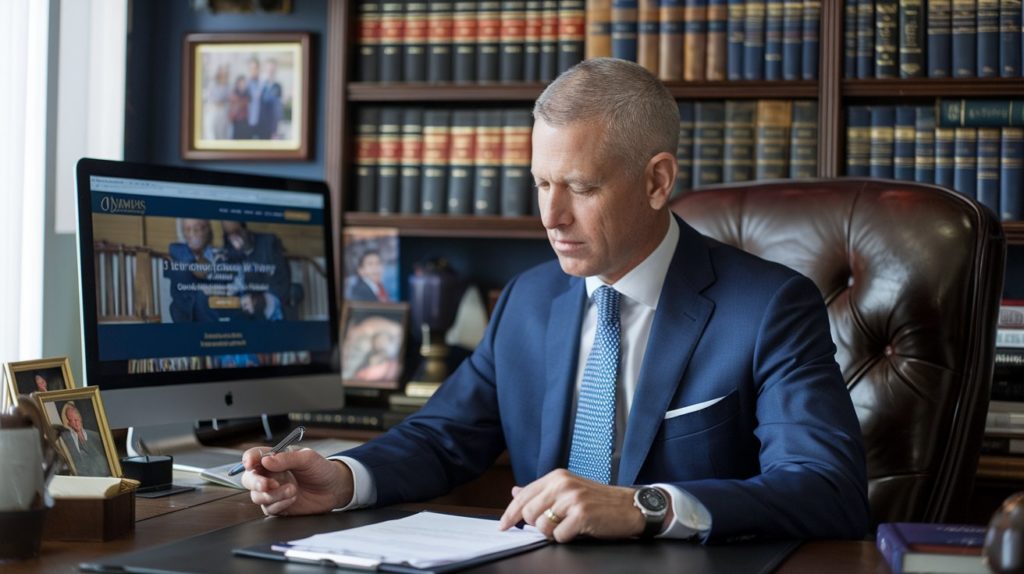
[1000,0,1022,76]
[376,108,402,214]
[728,0,747,80]
[404,1,429,82]
[954,127,978,197]
[744,0,766,78]
[877,523,987,574]
[869,106,896,178]
[978,0,1001,76]
[802,0,820,79]
[899,0,926,77]
[1001,126,1024,219]
[675,102,696,197]
[894,106,916,180]
[611,0,639,61]
[875,0,899,77]
[952,0,977,77]
[357,0,381,82]
[782,0,803,79]
[845,1,857,76]
[928,0,952,76]
[977,127,1002,213]
[789,100,818,178]
[935,127,956,187]
[847,105,872,176]
[765,0,784,79]
[914,105,936,183]
[724,100,757,183]
[693,102,725,188]
[856,0,876,77]
[937,98,1024,127]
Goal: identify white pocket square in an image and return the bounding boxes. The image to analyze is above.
[664,396,726,419]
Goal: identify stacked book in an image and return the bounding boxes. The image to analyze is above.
[846,99,1023,220]
[587,0,821,81]
[984,299,1024,457]
[355,1,585,83]
[844,0,1023,79]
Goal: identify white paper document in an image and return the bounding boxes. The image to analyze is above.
[279,511,548,569]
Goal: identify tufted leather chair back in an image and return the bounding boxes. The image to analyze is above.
[670,179,1006,527]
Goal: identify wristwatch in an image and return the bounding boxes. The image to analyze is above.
[633,486,669,538]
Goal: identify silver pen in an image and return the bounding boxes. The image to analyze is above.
[227,426,305,476]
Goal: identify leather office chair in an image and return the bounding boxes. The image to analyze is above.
[670,179,1006,528]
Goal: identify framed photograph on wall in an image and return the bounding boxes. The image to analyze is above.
[340,301,408,390]
[182,32,311,160]
[3,356,76,406]
[34,387,122,478]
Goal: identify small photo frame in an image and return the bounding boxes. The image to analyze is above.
[341,301,408,390]
[35,387,122,478]
[3,357,75,406]
[182,32,311,160]
[343,227,400,303]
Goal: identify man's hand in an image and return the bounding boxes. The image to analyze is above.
[240,448,354,516]
[497,469,647,542]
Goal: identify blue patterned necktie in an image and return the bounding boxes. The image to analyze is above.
[567,285,621,484]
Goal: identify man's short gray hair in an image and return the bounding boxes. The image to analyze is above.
[533,58,679,175]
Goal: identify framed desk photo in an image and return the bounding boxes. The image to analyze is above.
[35,387,122,478]
[181,32,311,160]
[3,356,75,406]
[341,301,408,390]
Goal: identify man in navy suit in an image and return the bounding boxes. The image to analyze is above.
[241,59,869,543]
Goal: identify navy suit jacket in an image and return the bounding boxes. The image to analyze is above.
[344,216,869,541]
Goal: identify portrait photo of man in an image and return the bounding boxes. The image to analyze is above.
[58,401,113,478]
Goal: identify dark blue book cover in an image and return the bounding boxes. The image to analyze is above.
[875,0,899,77]
[421,109,451,215]
[357,0,381,82]
[557,0,586,73]
[611,0,639,61]
[869,106,895,178]
[1000,0,1022,77]
[694,101,726,188]
[801,0,820,79]
[477,1,501,82]
[539,0,559,81]
[427,1,454,82]
[403,0,429,82]
[764,0,784,79]
[782,0,803,80]
[453,0,478,83]
[846,105,871,177]
[844,0,857,77]
[935,127,956,187]
[355,107,380,212]
[927,0,952,77]
[399,107,424,214]
[379,0,405,82]
[954,127,978,198]
[978,0,1001,77]
[894,105,916,180]
[448,109,476,215]
[523,0,542,81]
[675,102,696,197]
[376,108,402,214]
[500,109,533,217]
[977,127,1002,214]
[724,100,757,183]
[951,0,977,77]
[789,100,818,178]
[914,105,936,183]
[728,0,747,80]
[856,0,875,77]
[1001,126,1024,220]
[898,0,925,77]
[876,523,985,574]
[744,0,766,79]
[937,98,1024,127]
[473,110,503,215]
[499,1,527,82]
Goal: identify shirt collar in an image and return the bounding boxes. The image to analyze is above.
[585,215,679,310]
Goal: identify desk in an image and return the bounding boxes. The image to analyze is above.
[6,472,888,574]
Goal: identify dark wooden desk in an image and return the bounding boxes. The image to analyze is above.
[4,472,889,574]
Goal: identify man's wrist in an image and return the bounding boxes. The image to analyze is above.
[332,460,355,509]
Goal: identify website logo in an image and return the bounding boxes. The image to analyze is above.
[99,195,146,215]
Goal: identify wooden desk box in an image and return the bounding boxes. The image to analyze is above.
[42,489,135,541]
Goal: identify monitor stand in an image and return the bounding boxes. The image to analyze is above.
[127,415,275,472]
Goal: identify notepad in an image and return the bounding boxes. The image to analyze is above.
[238,511,548,573]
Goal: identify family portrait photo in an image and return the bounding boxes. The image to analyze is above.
[340,302,407,390]
[35,387,121,478]
[182,32,310,160]
[3,356,75,406]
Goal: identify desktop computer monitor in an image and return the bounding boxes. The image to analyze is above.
[75,158,344,459]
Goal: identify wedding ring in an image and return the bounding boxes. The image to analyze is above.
[544,507,562,524]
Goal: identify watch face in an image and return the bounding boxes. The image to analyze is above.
[639,488,667,512]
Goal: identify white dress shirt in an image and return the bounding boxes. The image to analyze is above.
[333,215,712,539]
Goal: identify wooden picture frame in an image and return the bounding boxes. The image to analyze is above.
[34,387,122,478]
[340,301,409,390]
[3,356,76,407]
[181,32,312,160]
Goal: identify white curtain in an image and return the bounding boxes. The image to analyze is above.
[0,0,48,362]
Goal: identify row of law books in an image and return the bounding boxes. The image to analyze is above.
[585,0,821,81]
[846,102,1024,220]
[983,300,1024,456]
[355,0,585,84]
[844,0,1024,79]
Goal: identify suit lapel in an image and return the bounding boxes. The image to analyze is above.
[536,278,586,477]
[617,217,717,485]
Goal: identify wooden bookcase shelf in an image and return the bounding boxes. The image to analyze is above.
[842,78,1024,98]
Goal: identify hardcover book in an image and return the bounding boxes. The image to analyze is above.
[764,0,784,79]
[898,0,925,77]
[978,0,1001,77]
[724,100,757,183]
[638,0,661,74]
[453,0,478,83]
[728,0,747,80]
[660,0,687,80]
[707,0,729,79]
[685,0,710,80]
[427,1,454,82]
[913,105,936,183]
[801,0,820,78]
[875,0,899,77]
[755,99,792,180]
[399,107,424,214]
[1002,126,1023,220]
[358,0,381,82]
[585,0,612,58]
[951,0,977,77]
[476,1,501,82]
[782,0,803,80]
[744,0,766,79]
[927,0,952,77]
[499,0,527,82]
[403,1,429,82]
[611,0,639,62]
[875,522,986,574]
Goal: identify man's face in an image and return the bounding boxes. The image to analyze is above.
[358,254,383,283]
[34,375,47,392]
[182,219,211,252]
[532,119,660,283]
[66,408,83,432]
[222,221,252,251]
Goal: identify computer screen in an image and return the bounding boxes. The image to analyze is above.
[75,158,344,430]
